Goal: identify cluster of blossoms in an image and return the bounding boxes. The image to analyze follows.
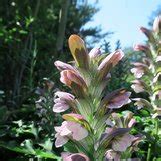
[131,16,161,119]
[53,35,140,160]
[35,78,56,128]
[131,16,161,160]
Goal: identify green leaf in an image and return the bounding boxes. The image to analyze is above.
[23,140,35,154]
[19,30,28,34]
[39,138,53,151]
[0,141,60,159]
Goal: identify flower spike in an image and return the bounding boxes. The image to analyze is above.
[54,34,137,160]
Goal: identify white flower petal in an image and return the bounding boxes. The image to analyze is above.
[55,135,69,148]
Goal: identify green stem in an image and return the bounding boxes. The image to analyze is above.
[155,118,159,136]
[147,143,151,161]
[154,118,159,159]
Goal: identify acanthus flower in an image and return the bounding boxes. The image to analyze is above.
[131,80,146,93]
[101,89,131,109]
[131,62,149,78]
[98,50,124,80]
[54,61,76,71]
[112,133,135,152]
[54,121,88,148]
[60,70,87,96]
[53,91,75,113]
[133,44,152,58]
[131,16,161,159]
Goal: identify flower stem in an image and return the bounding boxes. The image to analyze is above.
[147,143,151,161]
[154,118,159,159]
[155,118,159,135]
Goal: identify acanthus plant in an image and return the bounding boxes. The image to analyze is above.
[131,16,161,159]
[53,34,141,161]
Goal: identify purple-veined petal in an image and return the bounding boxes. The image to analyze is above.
[131,84,144,93]
[67,121,88,141]
[101,89,131,109]
[55,135,69,148]
[112,134,135,152]
[131,67,144,78]
[53,103,69,113]
[54,61,76,71]
[55,91,75,100]
[108,92,131,109]
[131,80,145,93]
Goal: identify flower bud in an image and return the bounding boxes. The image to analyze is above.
[98,50,124,80]
[140,27,155,42]
[68,35,89,69]
[133,44,152,58]
[131,80,146,93]
[54,61,76,71]
[132,98,153,110]
[131,62,148,78]
[53,91,75,113]
[60,70,87,89]
[89,47,101,58]
[124,112,136,128]
[60,70,87,97]
[153,15,161,34]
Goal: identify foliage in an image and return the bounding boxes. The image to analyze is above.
[0,0,109,159]
[0,79,62,160]
[0,0,106,109]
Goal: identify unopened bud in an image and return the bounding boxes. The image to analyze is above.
[89,47,101,58]
[153,15,161,34]
[140,27,155,42]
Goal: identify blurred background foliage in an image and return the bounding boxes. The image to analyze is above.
[0,0,160,160]
[0,0,111,160]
